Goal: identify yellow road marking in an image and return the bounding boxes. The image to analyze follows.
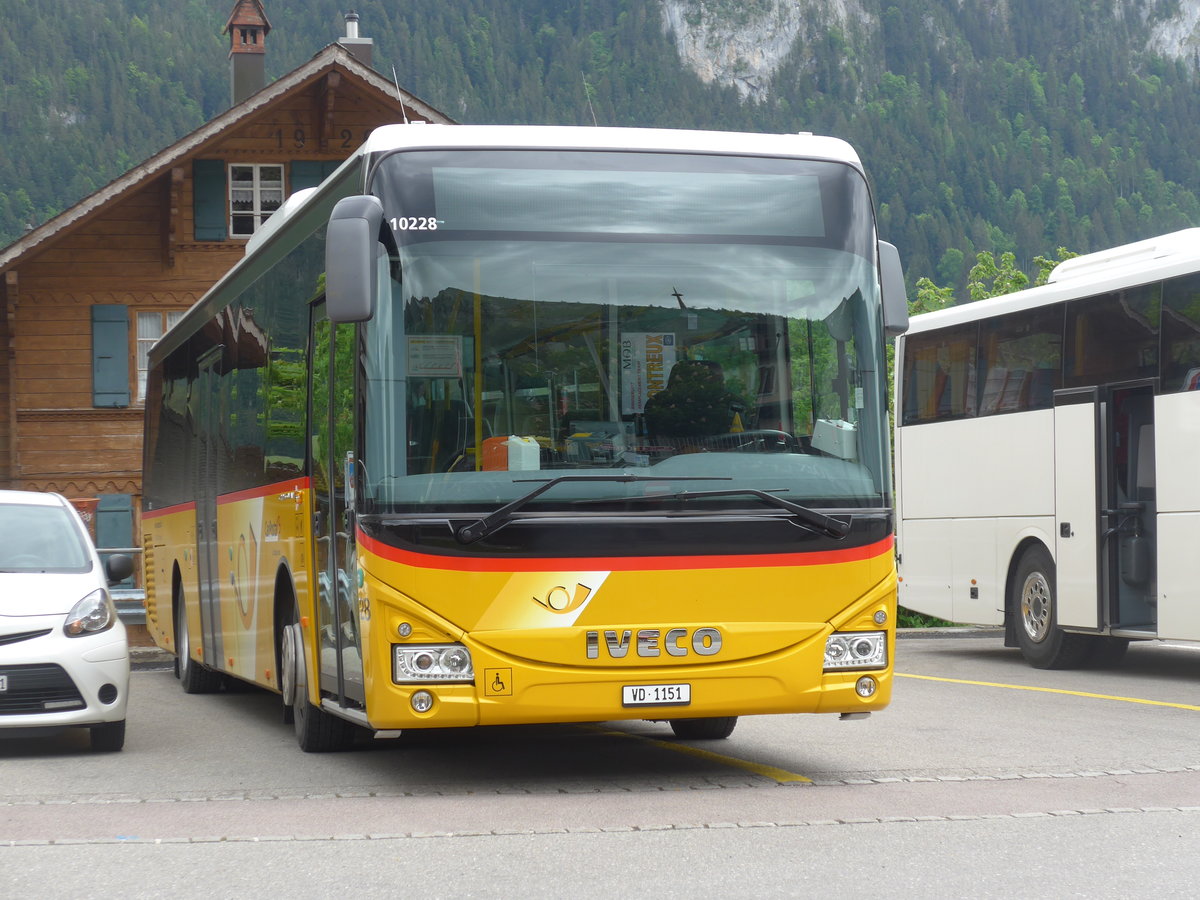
[897,672,1200,712]
[595,728,812,783]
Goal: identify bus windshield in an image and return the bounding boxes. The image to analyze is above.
[361,149,890,514]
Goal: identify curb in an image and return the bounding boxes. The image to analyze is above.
[897,626,1001,637]
[131,646,174,669]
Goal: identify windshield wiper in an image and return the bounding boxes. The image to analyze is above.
[573,488,850,539]
[453,474,730,544]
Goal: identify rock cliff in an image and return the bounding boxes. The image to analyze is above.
[662,0,1200,101]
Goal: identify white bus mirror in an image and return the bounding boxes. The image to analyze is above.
[326,195,384,322]
[879,241,909,337]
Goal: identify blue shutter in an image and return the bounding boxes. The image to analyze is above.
[91,305,129,408]
[96,494,134,587]
[193,159,227,241]
[290,160,341,191]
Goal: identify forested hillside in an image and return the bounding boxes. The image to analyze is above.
[3,0,1199,298]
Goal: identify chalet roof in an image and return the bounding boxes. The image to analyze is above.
[0,43,452,273]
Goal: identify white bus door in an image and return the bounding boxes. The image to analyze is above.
[1053,388,1102,631]
[1103,383,1158,634]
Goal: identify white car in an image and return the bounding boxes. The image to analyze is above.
[0,490,135,751]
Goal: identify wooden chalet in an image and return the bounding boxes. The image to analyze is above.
[0,3,452,619]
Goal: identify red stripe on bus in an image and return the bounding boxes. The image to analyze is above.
[142,501,197,519]
[143,477,312,518]
[216,477,313,506]
[357,531,893,573]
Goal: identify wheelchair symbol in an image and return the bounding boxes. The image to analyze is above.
[484,668,512,696]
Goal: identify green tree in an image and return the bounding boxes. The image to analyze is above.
[967,251,1029,300]
[910,277,955,315]
[1033,247,1079,285]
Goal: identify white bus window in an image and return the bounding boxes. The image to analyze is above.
[978,306,1063,414]
[901,323,978,424]
[1064,285,1160,389]
[1162,273,1200,392]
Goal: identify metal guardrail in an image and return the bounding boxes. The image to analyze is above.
[99,547,146,626]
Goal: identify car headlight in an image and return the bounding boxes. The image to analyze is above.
[64,589,116,636]
[823,631,887,670]
[393,644,474,683]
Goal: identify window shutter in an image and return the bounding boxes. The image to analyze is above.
[91,305,130,408]
[193,159,227,240]
[96,494,135,587]
[290,160,341,191]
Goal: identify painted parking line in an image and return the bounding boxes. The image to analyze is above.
[595,728,812,784]
[897,672,1200,712]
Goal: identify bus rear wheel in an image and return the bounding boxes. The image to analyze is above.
[668,716,738,740]
[1011,545,1090,669]
[175,582,221,693]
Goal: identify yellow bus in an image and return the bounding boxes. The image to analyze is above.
[141,125,909,751]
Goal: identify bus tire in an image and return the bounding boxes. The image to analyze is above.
[176,581,222,693]
[668,716,738,740]
[280,615,298,724]
[1011,545,1090,669]
[1085,635,1130,669]
[286,610,357,753]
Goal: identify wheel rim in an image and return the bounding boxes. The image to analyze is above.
[177,599,190,672]
[281,624,298,706]
[291,624,310,738]
[1020,571,1052,643]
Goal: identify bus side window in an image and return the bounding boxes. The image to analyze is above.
[902,323,978,423]
[1162,272,1200,392]
[978,307,1063,415]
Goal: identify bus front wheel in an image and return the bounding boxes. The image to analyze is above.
[668,716,738,740]
[1011,545,1090,669]
[285,610,357,752]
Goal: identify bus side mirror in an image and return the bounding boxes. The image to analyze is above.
[326,195,384,323]
[879,241,909,337]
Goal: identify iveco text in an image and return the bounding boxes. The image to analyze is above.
[585,628,723,659]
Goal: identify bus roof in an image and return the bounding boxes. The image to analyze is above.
[904,228,1200,335]
[358,123,864,169]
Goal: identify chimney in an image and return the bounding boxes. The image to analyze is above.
[224,0,272,106]
[338,10,373,67]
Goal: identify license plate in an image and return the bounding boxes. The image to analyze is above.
[622,683,690,707]
[0,675,7,692]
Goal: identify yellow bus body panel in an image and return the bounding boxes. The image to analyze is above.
[142,479,313,690]
[145,481,895,729]
[356,538,895,730]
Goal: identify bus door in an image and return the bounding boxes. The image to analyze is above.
[1054,383,1159,635]
[1103,382,1158,633]
[1052,387,1103,631]
[309,304,365,705]
[194,346,225,666]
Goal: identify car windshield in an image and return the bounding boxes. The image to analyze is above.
[0,503,92,573]
[358,149,891,515]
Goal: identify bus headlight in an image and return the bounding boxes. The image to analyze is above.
[823,631,887,671]
[393,644,475,683]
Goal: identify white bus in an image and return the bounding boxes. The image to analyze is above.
[894,229,1200,668]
